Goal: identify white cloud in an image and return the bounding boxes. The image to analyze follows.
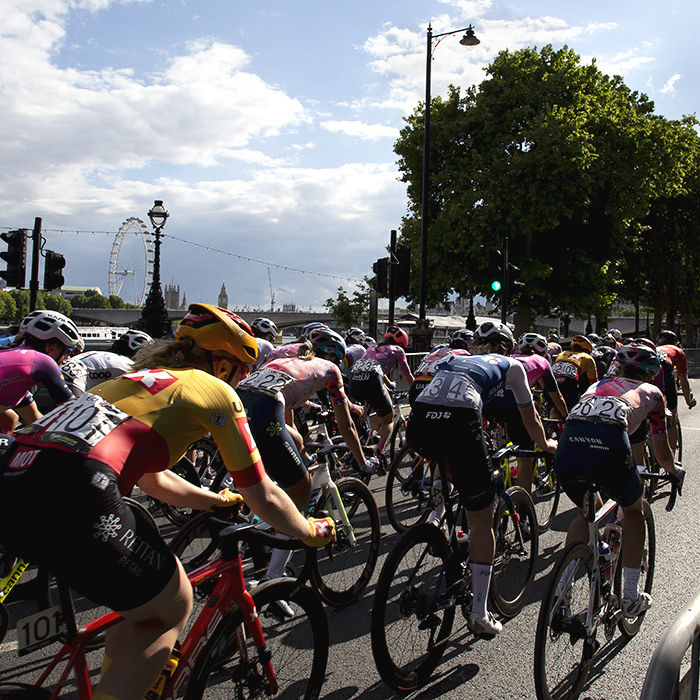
[660,73,682,95]
[320,120,398,141]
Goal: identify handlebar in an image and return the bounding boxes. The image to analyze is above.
[637,471,680,512]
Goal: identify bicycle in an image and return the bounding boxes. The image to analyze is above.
[532,476,676,700]
[0,520,329,700]
[171,443,381,608]
[387,390,410,463]
[371,445,539,692]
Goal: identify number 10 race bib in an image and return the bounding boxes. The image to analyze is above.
[18,392,131,452]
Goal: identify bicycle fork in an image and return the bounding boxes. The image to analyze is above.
[306,462,356,547]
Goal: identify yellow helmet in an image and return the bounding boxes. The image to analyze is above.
[176,304,258,365]
[570,335,593,354]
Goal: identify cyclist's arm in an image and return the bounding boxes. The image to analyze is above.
[138,469,221,510]
[333,398,366,466]
[0,408,18,434]
[15,402,41,426]
[546,388,568,418]
[679,375,696,408]
[32,355,75,405]
[519,402,557,453]
[650,432,675,474]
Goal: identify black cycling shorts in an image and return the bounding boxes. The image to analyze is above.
[555,421,643,508]
[406,403,494,511]
[238,389,307,489]
[0,445,177,612]
[349,372,392,418]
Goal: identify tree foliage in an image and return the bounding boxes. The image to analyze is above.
[325,281,372,330]
[394,44,700,336]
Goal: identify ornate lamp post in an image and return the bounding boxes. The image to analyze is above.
[139,200,172,338]
[415,23,480,350]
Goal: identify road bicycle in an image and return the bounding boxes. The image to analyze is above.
[387,390,410,463]
[533,475,677,700]
[371,445,539,692]
[0,520,329,700]
[171,443,381,608]
[0,557,29,646]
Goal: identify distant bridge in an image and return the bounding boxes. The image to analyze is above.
[71,308,335,330]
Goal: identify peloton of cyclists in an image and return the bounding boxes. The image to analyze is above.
[551,335,598,416]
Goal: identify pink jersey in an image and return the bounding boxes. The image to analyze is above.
[238,356,348,409]
[571,376,667,435]
[359,343,412,380]
[0,347,73,410]
[511,352,558,392]
[415,347,469,380]
[657,344,688,376]
[261,342,304,365]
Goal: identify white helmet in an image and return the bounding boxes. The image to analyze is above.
[517,332,549,356]
[119,330,154,353]
[20,310,84,352]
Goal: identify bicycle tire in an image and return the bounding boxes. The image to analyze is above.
[310,477,380,607]
[676,414,683,463]
[0,684,51,699]
[534,542,596,700]
[184,578,328,700]
[155,458,202,526]
[643,435,659,501]
[370,523,457,693]
[614,499,655,638]
[531,453,560,533]
[490,486,539,618]
[389,415,408,463]
[385,445,431,534]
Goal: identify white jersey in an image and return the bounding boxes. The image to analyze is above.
[61,351,133,396]
[253,338,275,371]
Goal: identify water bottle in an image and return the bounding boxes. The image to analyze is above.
[145,650,180,700]
[603,522,623,577]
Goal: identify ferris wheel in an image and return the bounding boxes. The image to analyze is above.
[108,217,154,303]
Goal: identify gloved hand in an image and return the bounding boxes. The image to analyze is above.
[210,488,245,511]
[363,456,380,475]
[386,379,397,391]
[303,517,336,547]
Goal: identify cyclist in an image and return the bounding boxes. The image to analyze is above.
[0,303,334,700]
[250,317,279,370]
[406,321,557,636]
[556,344,684,618]
[236,327,377,583]
[551,334,598,416]
[546,333,562,364]
[350,325,415,452]
[506,332,568,492]
[0,310,83,432]
[656,330,696,452]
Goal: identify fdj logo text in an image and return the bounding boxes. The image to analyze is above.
[426,411,452,420]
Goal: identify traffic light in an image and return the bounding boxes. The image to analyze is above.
[0,229,28,288]
[394,244,411,298]
[373,257,389,296]
[508,262,525,293]
[44,250,66,291]
[488,248,503,292]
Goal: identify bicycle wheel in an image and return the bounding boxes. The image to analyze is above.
[310,477,381,607]
[0,684,50,699]
[389,415,408,463]
[643,435,659,501]
[675,414,683,463]
[534,542,596,700]
[371,523,458,692]
[490,486,539,618]
[156,458,201,526]
[385,445,432,534]
[184,578,328,700]
[531,453,560,533]
[614,499,656,638]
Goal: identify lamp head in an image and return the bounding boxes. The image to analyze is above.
[460,25,480,48]
[148,200,169,229]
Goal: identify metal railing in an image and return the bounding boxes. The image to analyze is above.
[640,588,700,699]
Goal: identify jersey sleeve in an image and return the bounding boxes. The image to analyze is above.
[506,360,533,406]
[396,349,413,380]
[32,354,75,404]
[583,356,598,383]
[325,363,349,405]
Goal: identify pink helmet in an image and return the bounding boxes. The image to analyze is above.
[384,325,408,348]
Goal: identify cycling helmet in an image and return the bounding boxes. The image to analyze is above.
[384,325,409,348]
[300,322,329,340]
[570,335,593,354]
[475,321,515,354]
[120,330,153,353]
[600,334,617,349]
[364,336,377,346]
[450,329,474,349]
[251,317,279,339]
[308,327,346,364]
[634,337,657,351]
[616,344,661,377]
[587,333,600,345]
[609,328,622,341]
[20,310,84,352]
[176,303,258,364]
[547,333,560,343]
[656,329,679,346]
[517,332,549,356]
[345,327,366,345]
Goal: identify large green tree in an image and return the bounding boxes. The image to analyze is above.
[395,45,690,333]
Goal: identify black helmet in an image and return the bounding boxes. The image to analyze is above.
[657,330,679,346]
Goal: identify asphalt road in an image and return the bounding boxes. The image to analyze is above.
[1,379,698,699]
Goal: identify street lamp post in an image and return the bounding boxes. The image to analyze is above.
[416,23,479,349]
[139,200,172,338]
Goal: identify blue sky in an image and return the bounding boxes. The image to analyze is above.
[1,0,697,310]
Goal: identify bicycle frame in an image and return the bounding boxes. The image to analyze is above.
[30,535,277,700]
[0,558,29,603]
[306,461,355,546]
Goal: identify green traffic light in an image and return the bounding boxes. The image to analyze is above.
[491,280,502,291]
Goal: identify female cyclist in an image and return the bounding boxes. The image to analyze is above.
[0,309,83,432]
[0,303,334,700]
[349,325,414,451]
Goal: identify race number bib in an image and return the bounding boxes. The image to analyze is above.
[553,361,577,379]
[417,371,481,410]
[239,368,294,399]
[351,358,382,379]
[568,395,631,428]
[416,355,448,378]
[17,392,131,452]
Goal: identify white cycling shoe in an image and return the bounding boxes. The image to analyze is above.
[622,592,652,618]
[467,611,502,637]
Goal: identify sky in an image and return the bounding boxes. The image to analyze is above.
[1,0,698,311]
